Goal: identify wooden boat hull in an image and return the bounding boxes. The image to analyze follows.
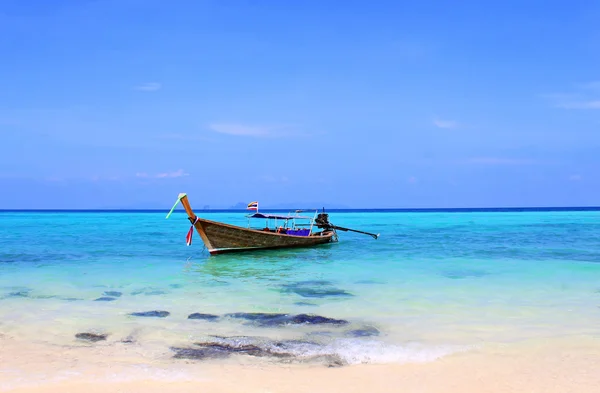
[192,218,336,254]
[171,193,336,255]
[167,193,378,255]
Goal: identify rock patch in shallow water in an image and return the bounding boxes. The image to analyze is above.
[171,337,345,367]
[129,310,170,318]
[295,280,334,286]
[225,312,289,325]
[225,312,348,327]
[75,333,107,342]
[7,290,30,298]
[131,289,167,296]
[295,301,318,306]
[290,314,348,326]
[188,313,219,321]
[442,268,489,279]
[354,279,385,285]
[280,281,354,298]
[94,297,116,302]
[103,291,122,297]
[345,326,380,337]
[171,346,231,360]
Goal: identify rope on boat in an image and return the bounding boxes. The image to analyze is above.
[186,216,199,246]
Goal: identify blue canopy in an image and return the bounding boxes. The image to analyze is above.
[247,212,313,220]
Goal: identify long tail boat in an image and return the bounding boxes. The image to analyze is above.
[166,193,379,255]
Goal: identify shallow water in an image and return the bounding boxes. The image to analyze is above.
[1,210,600,364]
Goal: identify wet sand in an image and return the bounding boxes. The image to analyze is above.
[2,335,599,393]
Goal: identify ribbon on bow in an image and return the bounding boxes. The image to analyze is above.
[186,217,199,246]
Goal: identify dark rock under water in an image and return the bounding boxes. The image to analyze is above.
[173,342,289,360]
[7,290,30,298]
[225,312,288,324]
[188,313,220,321]
[280,281,354,298]
[345,326,380,337]
[290,314,348,326]
[442,268,489,279]
[171,337,345,367]
[75,333,107,342]
[131,288,167,296]
[129,310,170,318]
[94,297,116,302]
[294,280,334,286]
[354,279,385,285]
[225,312,348,327]
[172,346,231,360]
[294,301,318,306]
[103,291,122,297]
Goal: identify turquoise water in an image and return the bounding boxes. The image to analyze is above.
[1,210,600,364]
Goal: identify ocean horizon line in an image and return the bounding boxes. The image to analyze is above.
[1,206,600,213]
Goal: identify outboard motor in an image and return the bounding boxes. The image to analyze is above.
[315,212,331,228]
[314,208,380,239]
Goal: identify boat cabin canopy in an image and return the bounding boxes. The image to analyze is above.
[245,210,319,236]
[246,212,313,220]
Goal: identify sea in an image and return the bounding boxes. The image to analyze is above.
[1,208,600,366]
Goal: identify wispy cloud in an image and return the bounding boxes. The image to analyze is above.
[209,123,276,137]
[407,176,418,184]
[134,82,162,92]
[466,157,536,165]
[543,82,600,109]
[569,174,583,181]
[557,101,600,109]
[136,169,189,179]
[208,123,305,138]
[432,118,459,129]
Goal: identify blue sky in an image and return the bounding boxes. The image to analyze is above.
[1,0,599,208]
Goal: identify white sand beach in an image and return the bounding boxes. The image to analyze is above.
[2,335,599,393]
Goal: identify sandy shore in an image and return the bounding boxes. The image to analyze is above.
[2,335,600,393]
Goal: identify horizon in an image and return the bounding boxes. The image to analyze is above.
[2,205,600,213]
[1,1,599,209]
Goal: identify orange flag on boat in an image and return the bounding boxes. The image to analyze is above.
[247,201,258,211]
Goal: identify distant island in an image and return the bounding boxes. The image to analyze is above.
[228,201,351,210]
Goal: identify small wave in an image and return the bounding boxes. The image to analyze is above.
[204,335,470,365]
[272,338,469,365]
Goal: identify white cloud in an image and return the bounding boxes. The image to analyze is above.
[432,118,459,129]
[134,82,162,92]
[542,82,600,109]
[136,169,188,179]
[156,169,189,178]
[407,176,418,184]
[569,174,583,181]
[467,157,536,165]
[207,123,308,138]
[209,123,274,137]
[556,100,600,109]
